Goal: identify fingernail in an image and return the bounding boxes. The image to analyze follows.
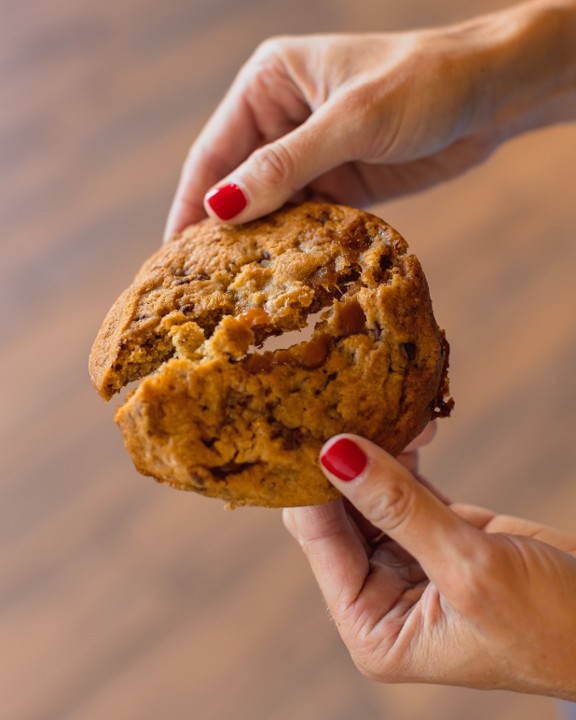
[320,438,368,482]
[205,183,247,220]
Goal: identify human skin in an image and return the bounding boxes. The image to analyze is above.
[283,432,576,700]
[163,0,576,698]
[164,0,576,235]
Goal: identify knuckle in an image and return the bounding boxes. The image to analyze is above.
[238,37,291,98]
[254,35,289,57]
[351,648,402,683]
[329,84,385,159]
[449,538,505,614]
[245,38,275,71]
[248,35,294,72]
[368,479,414,533]
[250,141,297,190]
[346,80,385,124]
[352,655,380,681]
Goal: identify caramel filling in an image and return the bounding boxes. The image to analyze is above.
[333,298,366,336]
[237,307,270,328]
[239,298,367,374]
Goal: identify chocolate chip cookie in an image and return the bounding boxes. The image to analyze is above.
[89,202,453,507]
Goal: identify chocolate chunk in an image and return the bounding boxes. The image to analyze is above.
[211,462,254,479]
[403,342,417,361]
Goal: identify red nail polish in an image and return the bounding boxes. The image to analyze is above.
[320,438,368,482]
[205,183,247,220]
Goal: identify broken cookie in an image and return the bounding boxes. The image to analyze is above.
[89,202,453,507]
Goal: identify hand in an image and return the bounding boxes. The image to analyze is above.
[165,0,576,235]
[283,433,576,700]
[165,30,495,234]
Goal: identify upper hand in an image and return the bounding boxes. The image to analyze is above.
[164,2,576,236]
[164,29,496,236]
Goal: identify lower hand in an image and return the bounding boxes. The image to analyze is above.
[283,433,576,700]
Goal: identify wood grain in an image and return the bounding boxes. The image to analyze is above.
[1,0,573,718]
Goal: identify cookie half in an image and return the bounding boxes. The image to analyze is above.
[89,202,452,507]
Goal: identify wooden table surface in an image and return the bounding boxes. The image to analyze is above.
[1,0,574,718]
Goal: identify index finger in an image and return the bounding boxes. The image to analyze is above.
[163,80,262,239]
[283,501,371,612]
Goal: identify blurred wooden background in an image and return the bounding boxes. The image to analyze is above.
[1,0,575,718]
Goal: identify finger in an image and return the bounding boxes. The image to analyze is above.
[450,502,498,529]
[397,422,450,504]
[404,421,437,452]
[163,79,264,240]
[450,501,576,553]
[163,144,235,240]
[203,102,356,223]
[414,474,452,505]
[282,501,372,612]
[395,424,434,481]
[283,501,419,629]
[318,434,483,596]
[396,447,419,476]
[483,514,576,554]
[283,498,374,554]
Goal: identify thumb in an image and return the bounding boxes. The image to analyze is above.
[320,434,483,595]
[203,106,353,223]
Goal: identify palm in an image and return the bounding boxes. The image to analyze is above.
[335,500,576,691]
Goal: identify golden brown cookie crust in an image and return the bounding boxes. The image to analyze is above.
[89,202,452,507]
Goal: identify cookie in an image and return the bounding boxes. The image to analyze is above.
[89,202,453,507]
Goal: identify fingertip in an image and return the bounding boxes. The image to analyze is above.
[164,195,208,242]
[162,214,178,243]
[282,506,298,538]
[162,197,179,242]
[203,179,287,225]
[204,182,249,222]
[404,421,438,452]
[320,435,370,483]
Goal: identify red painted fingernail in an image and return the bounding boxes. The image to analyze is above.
[205,183,247,220]
[320,438,368,482]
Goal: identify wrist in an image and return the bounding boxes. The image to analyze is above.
[454,0,576,142]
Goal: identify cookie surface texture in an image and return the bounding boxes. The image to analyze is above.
[89,202,452,507]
